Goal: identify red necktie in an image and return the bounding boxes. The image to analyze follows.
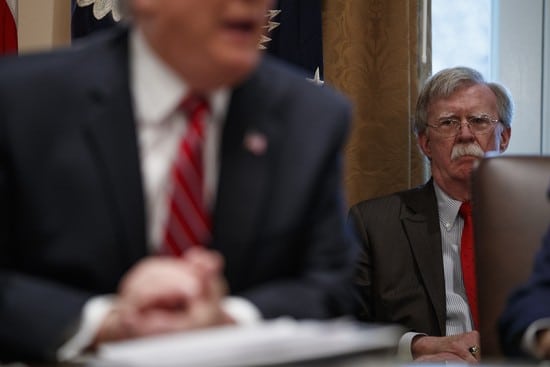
[459,201,479,329]
[162,95,212,256]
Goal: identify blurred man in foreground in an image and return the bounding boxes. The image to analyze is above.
[0,0,356,361]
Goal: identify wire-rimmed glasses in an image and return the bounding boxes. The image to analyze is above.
[426,114,500,138]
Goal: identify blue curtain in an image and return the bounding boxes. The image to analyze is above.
[71,0,118,40]
[70,0,324,81]
[266,0,323,80]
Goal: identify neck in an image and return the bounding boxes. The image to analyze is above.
[433,178,471,202]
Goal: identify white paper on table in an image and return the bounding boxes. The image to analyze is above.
[95,318,403,367]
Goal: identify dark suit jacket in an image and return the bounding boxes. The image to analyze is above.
[0,27,357,361]
[499,225,550,357]
[348,180,447,336]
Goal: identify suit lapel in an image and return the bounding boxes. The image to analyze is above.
[212,63,283,262]
[401,180,447,335]
[80,29,147,266]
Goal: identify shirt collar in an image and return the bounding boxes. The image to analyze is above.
[434,180,463,230]
[129,28,230,125]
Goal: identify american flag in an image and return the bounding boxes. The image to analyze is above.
[0,0,17,55]
[265,0,323,82]
[71,0,119,40]
[70,0,323,83]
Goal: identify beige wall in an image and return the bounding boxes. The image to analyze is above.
[17,0,71,53]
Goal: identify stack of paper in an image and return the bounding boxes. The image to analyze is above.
[96,318,403,367]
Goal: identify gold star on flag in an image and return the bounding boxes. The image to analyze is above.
[307,67,324,86]
[259,9,281,49]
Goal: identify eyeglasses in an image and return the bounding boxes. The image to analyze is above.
[426,115,500,138]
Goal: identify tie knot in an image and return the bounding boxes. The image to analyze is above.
[180,94,209,120]
[459,201,472,217]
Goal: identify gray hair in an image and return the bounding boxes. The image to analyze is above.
[413,66,514,135]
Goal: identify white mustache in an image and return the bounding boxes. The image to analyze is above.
[451,143,485,161]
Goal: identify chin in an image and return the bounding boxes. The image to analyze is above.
[218,51,260,83]
[451,157,476,173]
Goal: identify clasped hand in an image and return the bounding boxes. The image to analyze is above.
[93,248,233,346]
[412,331,481,363]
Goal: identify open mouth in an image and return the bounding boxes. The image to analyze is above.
[223,18,259,40]
[225,19,256,33]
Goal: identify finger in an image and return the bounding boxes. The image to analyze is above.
[131,298,224,335]
[123,310,197,336]
[184,250,225,300]
[468,345,481,361]
[120,262,202,310]
[441,338,475,363]
[454,347,479,363]
[204,267,228,303]
[186,248,224,275]
[125,275,201,307]
[459,332,481,362]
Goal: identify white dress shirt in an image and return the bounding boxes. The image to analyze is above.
[58,28,260,361]
[398,182,474,359]
[522,318,550,358]
[130,24,226,250]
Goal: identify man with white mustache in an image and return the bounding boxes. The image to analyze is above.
[0,0,357,362]
[451,143,485,161]
[349,66,513,363]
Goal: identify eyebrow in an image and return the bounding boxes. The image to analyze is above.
[435,112,492,120]
[435,113,458,120]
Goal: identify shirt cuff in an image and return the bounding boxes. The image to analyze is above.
[222,296,262,325]
[58,295,260,360]
[521,317,550,358]
[398,331,426,361]
[57,295,116,361]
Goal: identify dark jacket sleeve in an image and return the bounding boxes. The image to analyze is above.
[499,225,550,358]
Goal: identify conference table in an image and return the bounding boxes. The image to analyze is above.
[7,356,544,367]
[2,319,544,367]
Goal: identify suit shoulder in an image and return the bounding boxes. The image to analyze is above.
[350,183,432,217]
[350,192,404,216]
[0,47,74,81]
[0,26,127,88]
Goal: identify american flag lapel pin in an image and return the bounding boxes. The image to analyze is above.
[243,131,268,156]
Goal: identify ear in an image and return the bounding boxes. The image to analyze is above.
[418,132,432,159]
[498,126,512,153]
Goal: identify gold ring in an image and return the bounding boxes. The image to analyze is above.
[468,345,480,356]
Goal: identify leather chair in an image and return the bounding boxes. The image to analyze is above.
[471,155,550,359]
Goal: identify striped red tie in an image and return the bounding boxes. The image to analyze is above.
[162,95,211,256]
[459,201,479,329]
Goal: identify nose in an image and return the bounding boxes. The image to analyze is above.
[457,119,475,139]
